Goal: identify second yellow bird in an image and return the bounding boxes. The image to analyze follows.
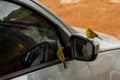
[56,47,67,69]
[86,27,102,40]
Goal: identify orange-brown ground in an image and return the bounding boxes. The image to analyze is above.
[40,0,120,40]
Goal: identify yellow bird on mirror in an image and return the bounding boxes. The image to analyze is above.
[86,27,102,40]
[56,47,67,69]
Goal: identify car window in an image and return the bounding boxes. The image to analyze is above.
[0,1,60,77]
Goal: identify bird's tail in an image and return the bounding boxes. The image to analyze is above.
[98,36,102,40]
[63,62,67,69]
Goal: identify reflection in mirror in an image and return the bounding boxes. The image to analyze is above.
[0,38,58,78]
[21,40,58,67]
[71,34,99,61]
[75,38,94,60]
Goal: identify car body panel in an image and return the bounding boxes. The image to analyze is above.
[90,49,120,80]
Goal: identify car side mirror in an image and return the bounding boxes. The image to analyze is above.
[21,40,58,67]
[70,34,99,61]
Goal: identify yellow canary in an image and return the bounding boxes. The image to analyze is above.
[82,45,90,59]
[86,27,102,40]
[17,43,26,53]
[56,47,67,69]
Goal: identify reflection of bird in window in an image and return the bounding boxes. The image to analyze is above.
[86,27,102,40]
[17,43,26,53]
[0,35,25,76]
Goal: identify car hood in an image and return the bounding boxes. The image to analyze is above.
[72,27,120,51]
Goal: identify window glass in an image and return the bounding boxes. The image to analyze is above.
[0,1,59,76]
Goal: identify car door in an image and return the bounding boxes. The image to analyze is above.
[0,1,95,80]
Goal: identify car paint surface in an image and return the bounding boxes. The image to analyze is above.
[90,49,120,80]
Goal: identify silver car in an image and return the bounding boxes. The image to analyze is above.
[0,0,120,80]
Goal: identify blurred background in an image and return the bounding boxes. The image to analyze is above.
[40,0,120,40]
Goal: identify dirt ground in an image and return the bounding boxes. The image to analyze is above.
[40,0,120,40]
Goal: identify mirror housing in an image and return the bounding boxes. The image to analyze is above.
[70,34,99,61]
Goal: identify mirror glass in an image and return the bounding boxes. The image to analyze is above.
[71,35,98,61]
[74,38,94,60]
